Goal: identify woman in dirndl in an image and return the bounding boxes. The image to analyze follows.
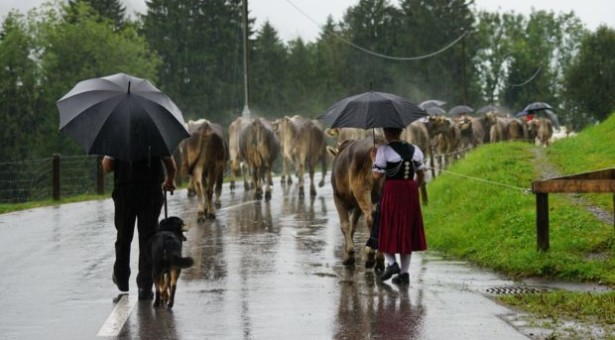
[370,127,427,285]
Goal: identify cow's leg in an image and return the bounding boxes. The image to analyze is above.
[354,188,376,269]
[243,163,252,191]
[205,170,217,219]
[309,164,317,197]
[333,197,355,266]
[281,157,288,185]
[297,161,305,198]
[229,160,237,192]
[193,167,206,222]
[265,165,273,200]
[253,167,263,200]
[319,151,327,188]
[214,167,223,210]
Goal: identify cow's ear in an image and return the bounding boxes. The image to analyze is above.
[326,146,338,157]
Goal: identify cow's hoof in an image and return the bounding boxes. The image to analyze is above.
[287,178,293,185]
[197,213,205,223]
[342,256,356,266]
[187,190,196,197]
[365,255,376,269]
[310,188,317,197]
[206,213,216,220]
[375,258,385,272]
[215,201,221,209]
[318,181,325,188]
[255,192,263,200]
[298,189,305,199]
[265,191,272,200]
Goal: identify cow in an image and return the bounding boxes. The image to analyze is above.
[238,117,280,200]
[501,117,528,141]
[177,119,208,197]
[529,118,553,147]
[401,120,430,204]
[182,120,229,221]
[328,138,384,270]
[228,116,251,191]
[272,116,299,185]
[426,115,461,171]
[456,115,484,154]
[325,127,384,145]
[292,116,328,197]
[485,112,507,143]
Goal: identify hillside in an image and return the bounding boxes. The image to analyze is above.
[423,114,615,285]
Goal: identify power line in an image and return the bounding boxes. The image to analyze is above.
[510,67,542,87]
[284,0,468,61]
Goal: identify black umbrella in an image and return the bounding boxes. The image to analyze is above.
[320,91,427,129]
[476,104,503,114]
[425,106,447,116]
[57,73,190,162]
[419,99,446,109]
[524,102,552,112]
[448,105,474,116]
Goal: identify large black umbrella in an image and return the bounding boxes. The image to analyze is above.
[425,106,447,116]
[448,105,474,116]
[419,99,446,109]
[524,102,552,112]
[320,91,427,129]
[57,73,190,162]
[476,104,503,114]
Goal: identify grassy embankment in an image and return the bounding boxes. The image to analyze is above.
[423,114,615,327]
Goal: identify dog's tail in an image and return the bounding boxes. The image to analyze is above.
[171,255,194,269]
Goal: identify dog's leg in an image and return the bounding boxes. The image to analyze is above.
[168,269,180,308]
[153,278,163,307]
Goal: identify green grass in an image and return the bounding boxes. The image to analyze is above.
[423,113,615,330]
[0,194,110,214]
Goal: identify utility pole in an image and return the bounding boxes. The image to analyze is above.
[241,0,251,119]
[461,28,468,105]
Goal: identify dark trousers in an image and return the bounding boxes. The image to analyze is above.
[112,184,164,290]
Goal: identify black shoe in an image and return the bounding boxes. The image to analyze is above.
[138,288,153,300]
[380,263,400,281]
[112,274,129,292]
[392,273,410,285]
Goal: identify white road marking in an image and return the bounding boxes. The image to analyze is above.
[97,294,137,337]
[215,200,258,212]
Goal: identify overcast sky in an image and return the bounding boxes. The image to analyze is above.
[1,0,614,42]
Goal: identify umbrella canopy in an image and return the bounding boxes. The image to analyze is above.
[57,73,190,162]
[425,106,447,116]
[448,105,474,116]
[476,104,503,114]
[320,91,427,129]
[524,102,553,112]
[419,99,446,109]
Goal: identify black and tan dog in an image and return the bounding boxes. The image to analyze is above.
[149,217,194,308]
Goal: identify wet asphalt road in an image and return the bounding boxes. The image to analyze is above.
[0,177,532,340]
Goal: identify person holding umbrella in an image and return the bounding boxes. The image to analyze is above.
[102,155,177,299]
[370,127,427,285]
[57,73,190,299]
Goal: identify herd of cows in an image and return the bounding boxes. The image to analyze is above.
[175,112,555,267]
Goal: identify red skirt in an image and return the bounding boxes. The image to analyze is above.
[377,179,427,254]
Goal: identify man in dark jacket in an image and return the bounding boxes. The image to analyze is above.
[102,155,176,299]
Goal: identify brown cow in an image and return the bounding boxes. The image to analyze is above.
[228,116,251,191]
[238,117,280,200]
[530,118,553,147]
[272,116,299,185]
[401,120,430,204]
[485,112,507,143]
[328,138,384,270]
[426,116,461,170]
[325,127,384,144]
[183,120,229,221]
[293,116,328,197]
[501,117,528,141]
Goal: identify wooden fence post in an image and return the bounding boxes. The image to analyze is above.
[52,154,61,201]
[536,192,549,251]
[97,156,105,195]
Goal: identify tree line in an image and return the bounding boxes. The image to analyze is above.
[1,0,614,161]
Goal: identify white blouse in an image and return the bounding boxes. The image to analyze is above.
[372,143,425,174]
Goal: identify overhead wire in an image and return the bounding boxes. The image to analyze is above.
[510,67,542,87]
[284,0,468,61]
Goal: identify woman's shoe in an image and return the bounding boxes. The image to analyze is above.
[392,273,410,285]
[380,263,400,281]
